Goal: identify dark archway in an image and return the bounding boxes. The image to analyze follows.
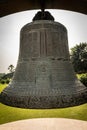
[0,0,87,17]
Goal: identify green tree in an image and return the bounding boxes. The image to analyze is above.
[70,43,87,73]
[8,64,15,73]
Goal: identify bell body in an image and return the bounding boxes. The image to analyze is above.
[0,20,87,108]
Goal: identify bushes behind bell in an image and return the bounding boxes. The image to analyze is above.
[77,73,87,87]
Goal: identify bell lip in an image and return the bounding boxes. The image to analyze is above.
[0,89,87,109]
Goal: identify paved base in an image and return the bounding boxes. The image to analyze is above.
[0,118,87,130]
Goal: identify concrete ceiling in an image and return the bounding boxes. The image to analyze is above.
[0,0,87,17]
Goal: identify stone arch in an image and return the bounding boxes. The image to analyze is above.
[0,0,87,17]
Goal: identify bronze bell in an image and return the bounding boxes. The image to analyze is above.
[0,11,87,108]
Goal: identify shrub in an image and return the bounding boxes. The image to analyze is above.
[0,79,5,84]
[77,73,87,87]
[5,79,10,84]
[0,78,10,84]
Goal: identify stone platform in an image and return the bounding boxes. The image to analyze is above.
[0,118,87,130]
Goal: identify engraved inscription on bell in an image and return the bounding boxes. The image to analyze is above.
[0,20,87,109]
[36,61,51,89]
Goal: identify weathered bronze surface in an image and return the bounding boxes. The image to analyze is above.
[0,0,87,17]
[0,18,87,108]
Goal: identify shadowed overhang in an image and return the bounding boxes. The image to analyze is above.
[0,0,87,17]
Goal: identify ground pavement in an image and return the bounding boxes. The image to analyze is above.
[0,118,87,130]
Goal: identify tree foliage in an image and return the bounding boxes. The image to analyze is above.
[8,64,15,73]
[0,65,15,84]
[70,43,87,73]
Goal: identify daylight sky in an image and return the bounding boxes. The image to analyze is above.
[0,9,87,73]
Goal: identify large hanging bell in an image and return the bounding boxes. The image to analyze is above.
[0,12,87,108]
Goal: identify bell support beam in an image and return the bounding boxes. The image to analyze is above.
[0,0,87,17]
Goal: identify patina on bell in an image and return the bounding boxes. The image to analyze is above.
[0,11,87,108]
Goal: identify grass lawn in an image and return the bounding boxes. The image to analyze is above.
[0,84,87,124]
